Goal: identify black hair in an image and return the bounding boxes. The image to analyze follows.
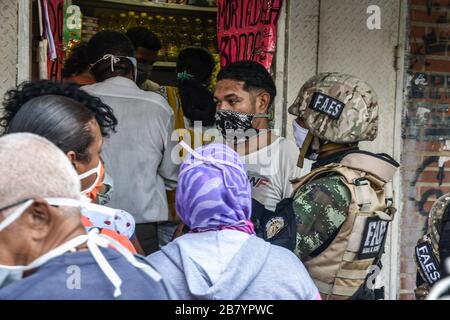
[176,47,216,127]
[126,27,162,52]
[0,80,118,162]
[87,30,135,82]
[62,42,90,78]
[217,60,277,106]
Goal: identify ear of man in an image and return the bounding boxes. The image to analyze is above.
[25,198,53,241]
[255,91,271,114]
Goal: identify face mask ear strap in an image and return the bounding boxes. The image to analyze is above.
[87,231,123,297]
[45,197,117,218]
[95,231,162,281]
[178,141,247,190]
[179,141,246,176]
[179,140,203,161]
[79,161,102,180]
[79,161,103,195]
[90,54,120,72]
[0,199,34,233]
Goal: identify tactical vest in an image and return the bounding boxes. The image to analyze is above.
[291,151,399,300]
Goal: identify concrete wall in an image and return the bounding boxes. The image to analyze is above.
[0,0,18,100]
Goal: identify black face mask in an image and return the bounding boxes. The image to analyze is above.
[215,110,267,143]
[136,62,153,87]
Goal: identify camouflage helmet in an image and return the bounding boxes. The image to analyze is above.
[427,193,450,256]
[288,72,379,143]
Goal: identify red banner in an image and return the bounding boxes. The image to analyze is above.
[43,0,64,81]
[217,0,283,70]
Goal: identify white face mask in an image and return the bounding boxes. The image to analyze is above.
[292,120,310,149]
[292,120,320,166]
[0,197,161,297]
[79,160,102,195]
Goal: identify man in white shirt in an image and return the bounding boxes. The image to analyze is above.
[214,61,302,245]
[83,30,178,255]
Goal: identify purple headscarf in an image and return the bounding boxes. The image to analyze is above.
[176,142,255,234]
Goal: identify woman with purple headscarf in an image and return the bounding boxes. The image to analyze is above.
[147,142,320,300]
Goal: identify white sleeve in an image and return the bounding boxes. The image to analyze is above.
[281,139,303,199]
[157,109,179,191]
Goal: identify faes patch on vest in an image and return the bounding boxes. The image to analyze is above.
[308,92,345,120]
[415,241,441,286]
[358,217,389,259]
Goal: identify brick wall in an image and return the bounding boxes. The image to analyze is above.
[400,0,450,300]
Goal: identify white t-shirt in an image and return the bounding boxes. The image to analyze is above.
[240,135,303,211]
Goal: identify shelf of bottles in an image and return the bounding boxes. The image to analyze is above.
[73,0,218,64]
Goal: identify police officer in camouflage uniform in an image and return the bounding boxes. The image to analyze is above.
[415,193,450,299]
[284,72,400,300]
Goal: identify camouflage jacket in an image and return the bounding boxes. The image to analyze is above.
[415,193,450,300]
[292,173,351,260]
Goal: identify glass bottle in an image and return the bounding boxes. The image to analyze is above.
[138,12,148,27]
[191,17,204,47]
[117,12,128,33]
[205,18,217,53]
[178,16,192,49]
[126,11,138,31]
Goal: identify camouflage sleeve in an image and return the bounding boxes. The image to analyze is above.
[292,174,351,260]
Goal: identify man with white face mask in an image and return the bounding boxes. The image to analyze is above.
[0,133,173,299]
[83,30,178,256]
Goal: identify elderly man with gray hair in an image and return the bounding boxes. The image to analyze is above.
[0,133,174,300]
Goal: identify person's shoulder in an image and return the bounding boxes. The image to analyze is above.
[146,247,167,263]
[0,276,37,299]
[80,81,102,93]
[246,235,299,261]
[292,173,351,224]
[294,173,351,203]
[265,243,315,282]
[100,251,168,294]
[146,238,183,264]
[84,79,173,116]
[268,242,302,263]
[275,135,297,148]
[131,89,173,115]
[270,135,299,160]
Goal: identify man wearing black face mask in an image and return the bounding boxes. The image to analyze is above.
[126,27,162,92]
[214,61,302,247]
